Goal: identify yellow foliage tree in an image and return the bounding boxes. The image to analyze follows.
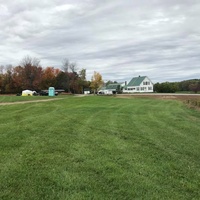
[90,71,103,94]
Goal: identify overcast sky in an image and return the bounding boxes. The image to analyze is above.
[0,0,200,83]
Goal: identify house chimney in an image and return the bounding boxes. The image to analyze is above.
[125,81,127,85]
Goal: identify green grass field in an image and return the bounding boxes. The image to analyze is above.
[1,95,200,199]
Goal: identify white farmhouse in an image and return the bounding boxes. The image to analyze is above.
[123,76,154,93]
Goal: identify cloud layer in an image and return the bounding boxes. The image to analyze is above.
[0,0,200,82]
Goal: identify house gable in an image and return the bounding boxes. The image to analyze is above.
[141,77,154,86]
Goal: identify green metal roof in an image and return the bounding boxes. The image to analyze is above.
[106,84,120,90]
[127,76,146,86]
[98,86,106,91]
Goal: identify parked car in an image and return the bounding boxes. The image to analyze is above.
[39,90,58,96]
[39,91,48,96]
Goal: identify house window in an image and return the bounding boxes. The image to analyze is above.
[148,87,152,90]
[143,81,150,85]
[141,87,145,90]
[140,87,147,91]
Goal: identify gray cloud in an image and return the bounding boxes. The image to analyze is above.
[0,0,200,83]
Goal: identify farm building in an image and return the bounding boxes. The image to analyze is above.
[123,76,154,93]
[98,86,108,94]
[98,83,123,94]
[84,88,91,94]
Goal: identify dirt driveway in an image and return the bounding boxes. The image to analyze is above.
[0,98,64,106]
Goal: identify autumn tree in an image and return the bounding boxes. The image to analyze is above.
[77,68,87,93]
[0,65,4,93]
[0,74,2,92]
[90,71,103,94]
[69,63,78,93]
[1,65,13,93]
[12,66,24,93]
[20,55,43,90]
[41,67,60,89]
[61,58,83,93]
[78,69,91,93]
[69,72,79,93]
[0,65,17,93]
[55,71,69,92]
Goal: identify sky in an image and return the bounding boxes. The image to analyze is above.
[0,0,200,83]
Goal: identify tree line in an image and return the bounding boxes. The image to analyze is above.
[0,56,103,94]
[154,79,200,93]
[1,55,199,94]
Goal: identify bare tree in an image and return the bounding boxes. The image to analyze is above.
[62,58,78,73]
[0,65,4,74]
[79,68,86,81]
[6,64,13,72]
[20,56,42,90]
[69,62,78,73]
[20,55,40,67]
[62,59,70,72]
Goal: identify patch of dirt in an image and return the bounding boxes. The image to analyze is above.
[0,98,64,106]
[73,95,87,97]
[116,94,200,111]
[160,95,177,99]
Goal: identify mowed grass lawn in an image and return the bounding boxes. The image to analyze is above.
[0,95,200,199]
